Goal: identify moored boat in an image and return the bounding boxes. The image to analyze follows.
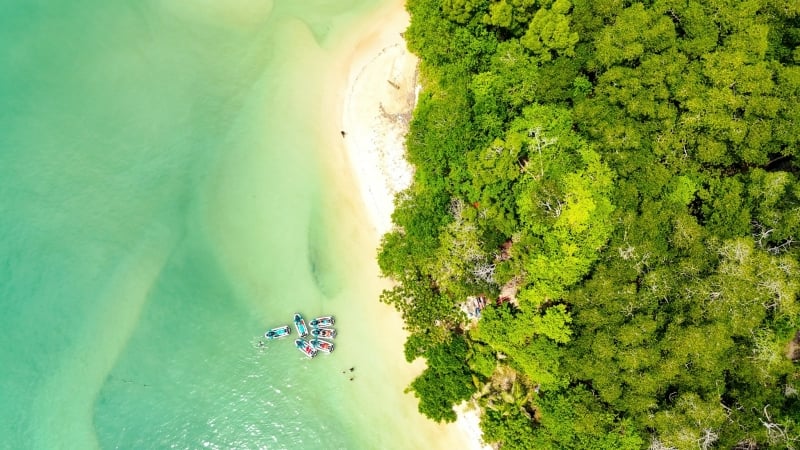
[310,327,336,339]
[264,325,291,340]
[310,338,334,353]
[309,315,335,328]
[294,313,309,337]
[295,339,317,358]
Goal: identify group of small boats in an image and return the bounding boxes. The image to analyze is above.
[264,313,337,359]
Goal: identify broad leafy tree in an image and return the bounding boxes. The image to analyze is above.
[384,0,800,446]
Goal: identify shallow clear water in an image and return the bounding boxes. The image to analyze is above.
[0,1,449,448]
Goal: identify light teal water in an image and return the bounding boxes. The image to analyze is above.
[0,1,451,448]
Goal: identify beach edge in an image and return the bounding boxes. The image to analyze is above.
[333,2,492,449]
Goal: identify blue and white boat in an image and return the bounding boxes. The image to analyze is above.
[309,315,335,328]
[310,327,336,339]
[311,338,334,353]
[295,339,317,358]
[293,313,309,338]
[264,325,291,340]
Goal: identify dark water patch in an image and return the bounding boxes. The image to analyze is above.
[93,229,357,449]
[93,230,256,448]
[271,0,383,47]
[307,199,344,301]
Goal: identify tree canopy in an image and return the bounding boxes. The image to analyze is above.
[383,0,800,447]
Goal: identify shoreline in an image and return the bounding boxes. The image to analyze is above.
[327,2,492,449]
[336,2,416,238]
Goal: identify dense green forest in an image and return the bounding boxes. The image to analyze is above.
[379,0,800,448]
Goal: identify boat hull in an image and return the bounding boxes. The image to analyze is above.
[295,339,317,358]
[293,313,309,337]
[310,327,336,339]
[309,316,335,328]
[310,338,334,353]
[264,325,291,339]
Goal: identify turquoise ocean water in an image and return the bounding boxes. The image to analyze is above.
[0,1,443,448]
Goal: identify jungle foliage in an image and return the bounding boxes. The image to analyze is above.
[380,0,800,448]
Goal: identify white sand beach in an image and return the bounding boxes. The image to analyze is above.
[326,1,493,449]
[336,3,417,238]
